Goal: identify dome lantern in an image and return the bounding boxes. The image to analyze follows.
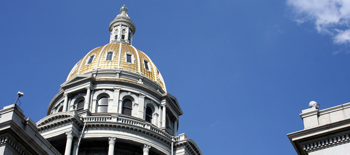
[109,5,136,45]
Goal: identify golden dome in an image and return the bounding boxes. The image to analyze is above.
[67,43,166,92]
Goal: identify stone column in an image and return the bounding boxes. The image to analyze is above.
[108,137,116,155]
[84,86,91,110]
[62,93,69,112]
[143,144,151,155]
[72,139,78,155]
[161,100,166,128]
[64,131,74,155]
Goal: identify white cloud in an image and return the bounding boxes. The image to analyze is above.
[287,0,350,44]
[334,29,350,44]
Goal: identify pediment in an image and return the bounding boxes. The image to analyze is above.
[61,75,91,88]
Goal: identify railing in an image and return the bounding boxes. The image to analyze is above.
[82,115,172,139]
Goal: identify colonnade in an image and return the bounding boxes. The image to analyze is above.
[64,132,152,155]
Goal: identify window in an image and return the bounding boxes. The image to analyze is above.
[144,60,149,70]
[106,52,113,61]
[122,35,125,40]
[122,99,132,116]
[77,99,84,112]
[97,96,108,113]
[126,54,132,63]
[87,55,94,64]
[146,107,153,123]
[115,35,118,39]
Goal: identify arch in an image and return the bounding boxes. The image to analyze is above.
[75,97,85,112]
[119,92,138,115]
[97,93,110,113]
[70,93,86,111]
[122,98,132,116]
[92,90,114,113]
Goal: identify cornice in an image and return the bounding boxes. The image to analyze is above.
[303,132,350,152]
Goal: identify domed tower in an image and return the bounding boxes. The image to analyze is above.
[37,5,201,155]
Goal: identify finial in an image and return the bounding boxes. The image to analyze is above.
[120,5,128,14]
[309,101,319,109]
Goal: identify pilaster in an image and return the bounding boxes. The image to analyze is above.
[138,94,145,119]
[62,93,69,112]
[84,86,91,110]
[111,87,121,113]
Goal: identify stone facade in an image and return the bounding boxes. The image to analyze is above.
[288,101,350,155]
[0,104,60,155]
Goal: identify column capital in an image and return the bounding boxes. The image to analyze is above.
[143,144,151,152]
[66,131,74,139]
[109,137,116,143]
[108,137,117,155]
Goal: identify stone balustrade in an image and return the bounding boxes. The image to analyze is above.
[82,115,172,139]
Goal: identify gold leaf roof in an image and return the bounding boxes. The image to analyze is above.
[67,43,166,92]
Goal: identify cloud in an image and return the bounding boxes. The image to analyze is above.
[287,0,350,44]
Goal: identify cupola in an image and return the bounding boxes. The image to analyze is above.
[109,5,136,45]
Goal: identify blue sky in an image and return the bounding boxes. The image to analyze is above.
[1,1,350,154]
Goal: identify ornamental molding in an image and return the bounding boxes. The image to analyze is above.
[303,133,350,152]
[36,112,83,131]
[0,136,26,155]
[175,137,202,155]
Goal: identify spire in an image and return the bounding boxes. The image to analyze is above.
[109,5,136,45]
[120,5,128,14]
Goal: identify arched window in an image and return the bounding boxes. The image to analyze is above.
[122,99,132,116]
[97,96,109,113]
[146,107,153,123]
[106,52,113,61]
[77,99,85,112]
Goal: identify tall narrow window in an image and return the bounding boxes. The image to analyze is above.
[122,99,132,116]
[122,35,125,40]
[106,52,113,61]
[97,96,108,113]
[146,107,153,123]
[127,54,132,63]
[144,60,149,70]
[77,99,84,112]
[87,55,94,64]
[115,35,118,39]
